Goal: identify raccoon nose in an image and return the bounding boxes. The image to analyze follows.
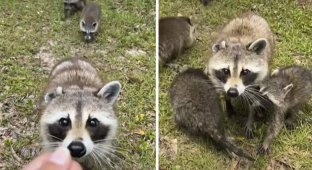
[227,88,239,97]
[68,141,86,158]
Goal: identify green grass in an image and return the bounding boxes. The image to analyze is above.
[0,0,155,169]
[159,0,312,169]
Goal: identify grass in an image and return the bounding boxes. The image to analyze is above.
[0,0,155,169]
[159,0,312,169]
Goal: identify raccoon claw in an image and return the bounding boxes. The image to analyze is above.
[285,123,295,130]
[244,126,254,139]
[285,120,295,130]
[257,145,270,155]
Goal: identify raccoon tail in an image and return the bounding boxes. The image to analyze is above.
[218,136,255,161]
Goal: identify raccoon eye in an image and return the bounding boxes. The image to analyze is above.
[241,69,250,76]
[92,22,97,27]
[222,68,230,75]
[82,21,86,27]
[88,118,99,127]
[59,118,70,127]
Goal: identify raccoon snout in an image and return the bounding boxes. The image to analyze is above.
[227,88,239,97]
[84,33,93,42]
[68,141,86,158]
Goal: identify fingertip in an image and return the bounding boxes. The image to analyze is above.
[22,153,51,170]
[70,161,83,170]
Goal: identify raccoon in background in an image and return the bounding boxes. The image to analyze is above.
[39,58,121,169]
[80,2,101,42]
[170,68,254,161]
[257,65,312,154]
[206,12,274,138]
[64,0,86,19]
[159,16,196,66]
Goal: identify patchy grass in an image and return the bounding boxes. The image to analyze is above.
[159,0,312,169]
[0,0,155,169]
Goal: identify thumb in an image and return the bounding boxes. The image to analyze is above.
[40,147,71,170]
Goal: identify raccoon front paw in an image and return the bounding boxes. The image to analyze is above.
[244,126,254,139]
[257,145,270,155]
[285,120,296,130]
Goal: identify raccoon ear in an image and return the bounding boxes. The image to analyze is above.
[248,38,267,54]
[282,83,293,96]
[44,86,64,103]
[212,41,226,53]
[97,81,121,105]
[271,68,280,76]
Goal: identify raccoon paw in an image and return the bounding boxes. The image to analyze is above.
[244,126,254,139]
[257,145,270,155]
[285,120,296,130]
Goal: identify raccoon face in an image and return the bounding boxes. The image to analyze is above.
[208,39,269,97]
[80,19,99,34]
[40,81,121,158]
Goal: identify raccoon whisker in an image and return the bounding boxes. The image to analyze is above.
[47,134,63,141]
[97,145,130,153]
[93,147,117,169]
[93,138,118,143]
[99,149,125,169]
[246,88,271,103]
[96,144,130,152]
[91,150,104,169]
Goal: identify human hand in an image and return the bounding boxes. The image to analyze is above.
[22,147,82,170]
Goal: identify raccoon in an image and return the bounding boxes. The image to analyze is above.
[159,16,196,65]
[80,2,101,42]
[170,68,254,160]
[257,65,312,154]
[206,12,274,138]
[64,0,86,19]
[39,58,121,169]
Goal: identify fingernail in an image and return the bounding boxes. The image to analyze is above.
[49,147,70,165]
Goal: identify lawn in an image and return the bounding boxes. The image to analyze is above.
[0,0,155,169]
[159,0,312,169]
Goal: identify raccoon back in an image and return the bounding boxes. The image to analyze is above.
[169,68,222,134]
[159,16,194,64]
[277,65,312,106]
[46,58,103,94]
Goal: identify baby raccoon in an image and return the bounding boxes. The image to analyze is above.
[39,58,121,169]
[207,12,274,138]
[170,68,254,160]
[258,65,312,154]
[80,2,101,42]
[64,0,86,19]
[159,16,196,65]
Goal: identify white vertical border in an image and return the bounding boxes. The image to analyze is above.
[155,0,159,169]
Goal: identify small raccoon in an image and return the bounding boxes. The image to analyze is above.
[80,2,101,42]
[39,58,121,169]
[206,12,274,138]
[257,65,312,154]
[159,16,196,65]
[170,68,254,160]
[64,0,86,19]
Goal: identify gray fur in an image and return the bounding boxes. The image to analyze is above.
[207,12,275,138]
[40,58,121,169]
[80,2,101,42]
[159,16,196,65]
[64,0,86,19]
[257,65,312,154]
[170,68,254,160]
